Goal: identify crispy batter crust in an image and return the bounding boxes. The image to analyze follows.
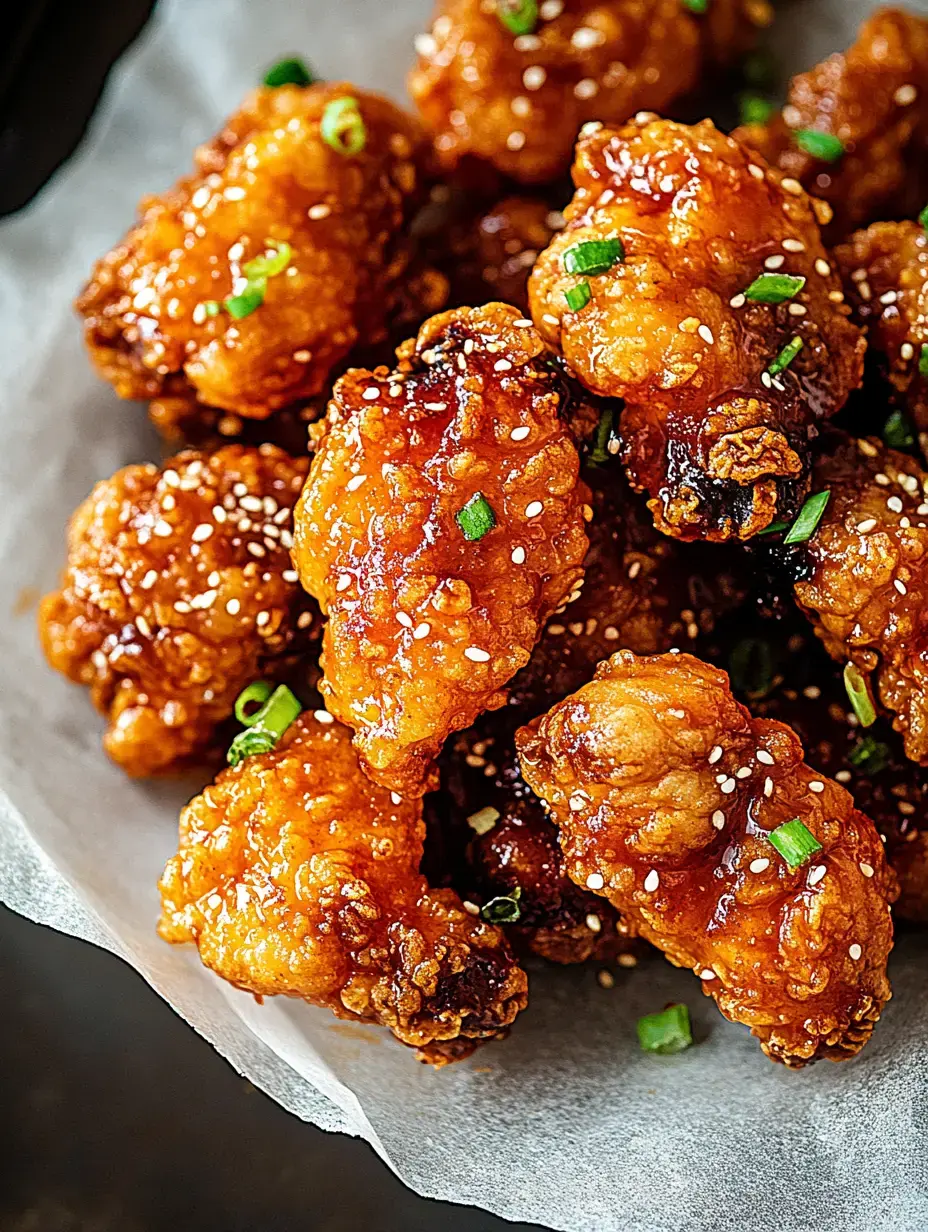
[794,433,928,766]
[77,83,436,419]
[529,117,864,540]
[408,0,766,183]
[516,651,896,1065]
[158,714,527,1062]
[734,7,928,242]
[834,221,928,440]
[292,304,589,796]
[39,445,316,776]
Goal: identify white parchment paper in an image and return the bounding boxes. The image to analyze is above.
[1,1,927,1227]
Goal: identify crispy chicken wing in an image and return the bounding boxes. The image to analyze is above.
[529,117,865,541]
[39,445,316,776]
[734,7,928,242]
[292,303,589,796]
[834,221,928,443]
[408,0,767,184]
[791,433,928,767]
[516,651,896,1065]
[77,83,440,424]
[159,713,527,1064]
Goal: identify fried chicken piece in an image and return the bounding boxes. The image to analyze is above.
[292,303,589,796]
[789,432,928,768]
[159,713,527,1063]
[516,651,896,1065]
[39,445,317,776]
[734,7,928,243]
[529,117,865,541]
[408,0,768,184]
[833,221,928,441]
[77,83,440,422]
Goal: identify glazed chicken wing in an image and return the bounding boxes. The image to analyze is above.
[734,7,928,243]
[833,221,928,442]
[529,117,865,541]
[408,0,767,183]
[292,303,589,796]
[39,445,316,776]
[77,83,440,425]
[159,713,527,1064]
[516,651,896,1065]
[790,433,928,767]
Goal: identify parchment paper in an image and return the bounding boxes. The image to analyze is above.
[1,1,927,1228]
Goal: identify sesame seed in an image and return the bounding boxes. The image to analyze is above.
[597,969,615,989]
[627,560,641,580]
[574,78,599,100]
[282,570,298,583]
[730,293,746,308]
[712,810,725,830]
[390,792,403,805]
[494,359,513,373]
[748,164,765,180]
[859,862,875,879]
[396,611,413,628]
[346,474,366,492]
[225,598,241,615]
[849,943,862,961]
[721,778,737,794]
[173,600,191,614]
[334,574,351,592]
[814,258,831,277]
[708,745,723,764]
[880,290,898,305]
[462,900,480,916]
[255,611,270,627]
[569,793,586,811]
[212,505,227,523]
[513,33,541,51]
[757,750,774,765]
[586,872,604,890]
[781,178,803,195]
[465,646,491,662]
[887,495,904,513]
[153,519,172,538]
[139,570,158,590]
[750,858,770,873]
[362,386,379,401]
[540,0,563,16]
[761,371,773,389]
[571,26,603,49]
[308,203,331,220]
[699,969,716,981]
[809,865,827,886]
[875,472,890,485]
[314,709,334,725]
[669,708,685,719]
[764,777,774,797]
[788,303,807,316]
[828,290,845,303]
[901,342,915,361]
[510,425,531,441]
[765,254,785,270]
[782,238,805,253]
[423,401,447,411]
[523,65,546,90]
[413,621,430,639]
[835,769,851,783]
[246,542,265,558]
[511,546,526,564]
[895,84,918,106]
[643,869,660,892]
[585,913,602,933]
[857,518,878,533]
[698,324,714,344]
[191,523,213,543]
[507,130,526,151]
[803,686,821,699]
[895,578,908,595]
[809,781,824,793]
[525,500,544,518]
[735,766,751,779]
[240,495,263,513]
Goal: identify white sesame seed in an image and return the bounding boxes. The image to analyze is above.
[781,178,803,195]
[413,621,431,639]
[525,500,544,518]
[809,864,827,886]
[835,769,852,783]
[240,495,263,513]
[698,324,714,345]
[153,519,172,538]
[765,254,785,270]
[859,862,874,878]
[346,474,366,491]
[764,777,774,797]
[396,611,413,628]
[542,313,559,326]
[895,84,918,106]
[390,791,403,805]
[643,869,660,892]
[574,78,599,100]
[511,546,526,564]
[139,569,158,590]
[585,913,602,933]
[597,969,615,989]
[807,781,825,794]
[568,793,587,812]
[699,969,716,981]
[586,872,605,890]
[887,495,904,513]
[788,303,807,317]
[225,598,241,615]
[494,359,513,373]
[730,293,746,308]
[362,386,379,401]
[423,401,447,411]
[173,601,191,614]
[308,203,331,220]
[736,766,752,779]
[812,259,830,278]
[748,164,765,180]
[523,65,546,90]
[782,238,805,253]
[514,33,541,51]
[191,523,213,543]
[465,646,491,662]
[282,570,298,583]
[750,858,770,873]
[856,518,878,533]
[721,778,737,794]
[314,709,334,725]
[757,749,774,765]
[255,611,270,628]
[336,574,351,592]
[246,542,265,558]
[506,130,526,151]
[571,25,603,49]
[849,943,862,960]
[510,425,531,441]
[895,578,908,595]
[627,561,641,580]
[761,371,773,389]
[708,745,723,764]
[712,810,725,830]
[879,290,898,305]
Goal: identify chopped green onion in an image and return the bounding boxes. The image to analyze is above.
[739,94,775,126]
[564,238,624,277]
[729,637,775,699]
[743,272,806,304]
[467,806,500,835]
[321,96,366,157]
[496,0,537,36]
[884,410,915,449]
[564,281,592,312]
[783,490,830,544]
[847,735,890,775]
[680,0,708,12]
[480,887,522,924]
[920,204,928,235]
[637,1004,693,1054]
[795,129,844,162]
[263,57,314,88]
[243,241,292,281]
[844,663,876,728]
[234,680,273,725]
[757,519,789,536]
[590,406,615,465]
[767,335,804,377]
[224,284,266,319]
[227,683,302,766]
[202,300,221,317]
[919,344,928,379]
[767,818,823,869]
[456,492,497,542]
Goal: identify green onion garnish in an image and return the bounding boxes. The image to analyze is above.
[783,489,830,544]
[321,97,366,157]
[243,241,292,282]
[564,238,624,277]
[795,130,844,162]
[729,637,775,699]
[590,406,614,465]
[263,57,314,88]
[227,683,302,766]
[919,344,928,379]
[767,335,804,377]
[757,519,789,536]
[637,1004,693,1054]
[767,818,823,869]
[456,492,496,542]
[884,410,915,449]
[847,735,890,775]
[480,887,522,924]
[234,680,273,725]
[920,204,928,235]
[680,0,708,12]
[739,94,775,126]
[202,300,221,317]
[844,663,876,728]
[564,281,592,312]
[743,273,806,304]
[225,284,266,319]
[496,0,538,35]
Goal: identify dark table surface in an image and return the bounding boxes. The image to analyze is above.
[0,5,542,1229]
